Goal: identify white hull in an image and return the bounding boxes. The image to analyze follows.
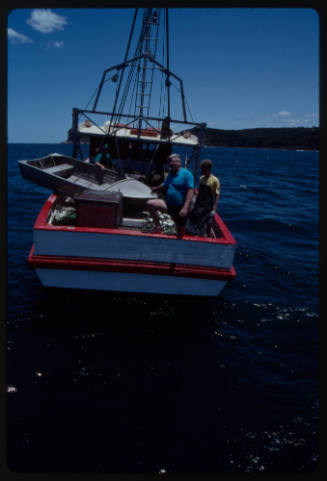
[34,267,228,296]
[34,228,235,269]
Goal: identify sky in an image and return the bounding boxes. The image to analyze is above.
[7,7,319,143]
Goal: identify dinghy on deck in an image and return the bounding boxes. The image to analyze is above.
[18,153,157,208]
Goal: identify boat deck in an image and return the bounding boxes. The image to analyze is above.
[48,207,223,239]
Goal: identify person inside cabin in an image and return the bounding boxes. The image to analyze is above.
[186,158,220,236]
[146,153,194,238]
[94,142,115,171]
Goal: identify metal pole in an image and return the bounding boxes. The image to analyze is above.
[92,71,106,112]
[72,108,79,158]
[165,8,171,123]
[138,8,152,134]
[180,79,187,123]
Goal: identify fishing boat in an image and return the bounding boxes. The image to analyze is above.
[21,8,236,297]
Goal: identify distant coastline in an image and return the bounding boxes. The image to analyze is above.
[191,126,319,151]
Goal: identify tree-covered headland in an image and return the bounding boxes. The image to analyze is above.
[191,127,319,150]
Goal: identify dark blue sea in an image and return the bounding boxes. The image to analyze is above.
[6,143,319,473]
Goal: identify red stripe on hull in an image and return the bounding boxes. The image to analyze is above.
[28,245,236,281]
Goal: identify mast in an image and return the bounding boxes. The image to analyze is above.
[165,8,171,124]
[136,8,159,133]
[71,8,205,167]
[88,8,175,133]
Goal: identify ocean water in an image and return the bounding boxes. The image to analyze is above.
[7,144,319,473]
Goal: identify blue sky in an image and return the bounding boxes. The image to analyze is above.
[7,7,319,143]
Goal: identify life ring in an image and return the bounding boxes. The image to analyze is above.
[130,128,159,138]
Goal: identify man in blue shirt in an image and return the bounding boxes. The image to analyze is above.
[146,153,194,238]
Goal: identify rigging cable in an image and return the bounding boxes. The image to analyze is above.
[158,15,166,126]
[116,18,147,125]
[133,57,142,123]
[127,65,139,121]
[108,8,138,131]
[84,73,120,112]
[165,8,171,122]
[171,81,195,122]
[124,10,149,126]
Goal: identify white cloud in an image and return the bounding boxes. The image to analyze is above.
[53,40,64,48]
[273,111,292,118]
[45,40,64,50]
[8,28,33,44]
[27,9,67,34]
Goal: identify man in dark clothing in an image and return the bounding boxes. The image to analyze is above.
[186,158,220,236]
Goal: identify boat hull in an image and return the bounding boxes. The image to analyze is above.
[30,252,235,297]
[28,194,236,297]
[33,269,229,296]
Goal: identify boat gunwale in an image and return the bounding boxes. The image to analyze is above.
[18,154,118,178]
[34,194,237,246]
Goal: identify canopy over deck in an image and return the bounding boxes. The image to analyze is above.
[78,121,199,147]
